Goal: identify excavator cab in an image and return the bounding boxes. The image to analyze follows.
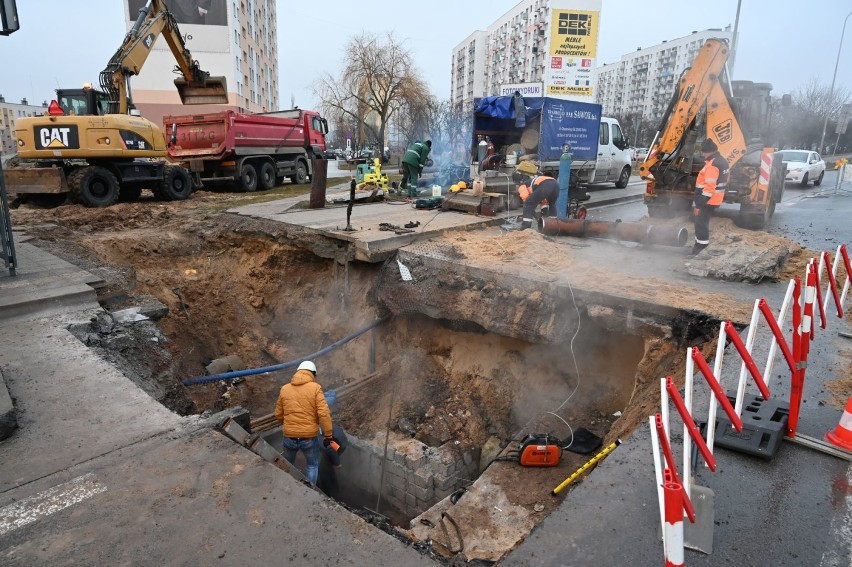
[56,87,111,116]
[174,75,229,106]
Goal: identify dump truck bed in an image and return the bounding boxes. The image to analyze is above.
[164,110,310,161]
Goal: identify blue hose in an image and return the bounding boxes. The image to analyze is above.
[182,316,388,386]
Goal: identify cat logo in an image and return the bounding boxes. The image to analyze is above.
[143,33,155,49]
[35,125,80,150]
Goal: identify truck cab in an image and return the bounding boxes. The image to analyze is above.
[587,116,632,188]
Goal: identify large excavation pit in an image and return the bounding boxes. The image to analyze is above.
[29,212,745,562]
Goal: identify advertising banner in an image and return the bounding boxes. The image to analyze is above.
[127,0,227,26]
[499,83,544,97]
[539,98,600,161]
[544,1,601,102]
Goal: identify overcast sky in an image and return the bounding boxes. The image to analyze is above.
[1,0,851,110]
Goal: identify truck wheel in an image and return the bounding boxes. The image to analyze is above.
[614,166,631,188]
[259,162,276,190]
[289,161,308,184]
[155,165,193,201]
[118,186,143,202]
[68,166,119,207]
[238,163,258,192]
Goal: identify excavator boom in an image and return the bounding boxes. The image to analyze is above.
[101,0,227,114]
[637,37,784,229]
[639,38,733,178]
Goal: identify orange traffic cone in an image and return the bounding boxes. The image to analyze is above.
[826,395,852,452]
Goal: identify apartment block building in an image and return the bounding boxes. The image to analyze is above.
[0,96,49,158]
[450,0,602,110]
[594,27,732,120]
[123,0,278,129]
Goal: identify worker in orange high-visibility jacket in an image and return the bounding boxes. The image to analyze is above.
[690,138,729,256]
[516,162,559,230]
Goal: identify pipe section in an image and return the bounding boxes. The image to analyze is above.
[183,316,389,386]
[539,217,688,247]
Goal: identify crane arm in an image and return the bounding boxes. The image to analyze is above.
[99,0,227,115]
[640,39,744,178]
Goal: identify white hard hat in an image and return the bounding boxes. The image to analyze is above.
[297,360,317,373]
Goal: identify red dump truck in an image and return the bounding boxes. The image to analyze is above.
[163,109,328,192]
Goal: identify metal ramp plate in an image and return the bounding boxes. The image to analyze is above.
[713,392,789,460]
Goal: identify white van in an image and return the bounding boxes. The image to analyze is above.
[586,116,633,188]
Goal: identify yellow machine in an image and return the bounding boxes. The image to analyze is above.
[639,38,784,229]
[356,158,390,192]
[7,0,227,207]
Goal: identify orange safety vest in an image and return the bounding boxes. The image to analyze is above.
[696,155,729,206]
[518,175,555,202]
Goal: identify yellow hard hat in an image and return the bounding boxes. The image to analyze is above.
[457,181,467,190]
[450,184,460,193]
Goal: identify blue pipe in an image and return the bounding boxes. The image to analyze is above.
[182,316,389,386]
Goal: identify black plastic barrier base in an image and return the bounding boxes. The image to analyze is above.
[713,392,790,460]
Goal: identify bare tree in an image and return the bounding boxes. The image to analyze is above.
[313,32,431,151]
[795,77,851,120]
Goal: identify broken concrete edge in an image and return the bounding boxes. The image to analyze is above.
[386,247,737,344]
[0,366,18,441]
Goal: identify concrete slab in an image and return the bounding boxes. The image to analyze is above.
[229,200,506,262]
[227,177,647,263]
[0,318,183,493]
[0,241,101,322]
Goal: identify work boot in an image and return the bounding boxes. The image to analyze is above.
[520,220,532,231]
[687,242,708,257]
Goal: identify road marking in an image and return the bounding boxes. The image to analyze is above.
[0,473,107,536]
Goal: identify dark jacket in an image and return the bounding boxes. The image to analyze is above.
[402,142,431,170]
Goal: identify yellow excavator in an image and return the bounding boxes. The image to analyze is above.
[6,0,227,207]
[639,38,784,229]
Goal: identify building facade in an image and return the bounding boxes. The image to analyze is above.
[123,0,278,129]
[0,97,49,158]
[450,0,602,110]
[594,28,732,120]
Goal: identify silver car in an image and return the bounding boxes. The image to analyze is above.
[777,150,826,186]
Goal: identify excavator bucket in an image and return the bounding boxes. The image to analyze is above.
[174,76,228,105]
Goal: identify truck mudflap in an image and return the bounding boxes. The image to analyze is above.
[4,167,67,195]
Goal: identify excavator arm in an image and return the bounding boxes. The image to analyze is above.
[99,0,227,115]
[639,38,745,181]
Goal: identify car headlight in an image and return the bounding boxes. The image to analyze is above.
[789,168,803,173]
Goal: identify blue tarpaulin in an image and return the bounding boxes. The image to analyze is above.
[473,96,601,161]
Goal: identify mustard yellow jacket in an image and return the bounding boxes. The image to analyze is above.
[274,369,333,438]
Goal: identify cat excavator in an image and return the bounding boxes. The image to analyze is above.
[6,0,228,207]
[639,38,784,229]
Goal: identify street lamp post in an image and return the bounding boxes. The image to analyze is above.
[819,11,852,156]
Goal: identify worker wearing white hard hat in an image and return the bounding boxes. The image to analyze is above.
[273,360,333,484]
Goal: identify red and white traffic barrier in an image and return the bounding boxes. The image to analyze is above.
[664,480,685,567]
[649,241,852,562]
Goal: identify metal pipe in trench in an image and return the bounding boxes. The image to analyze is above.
[539,217,689,248]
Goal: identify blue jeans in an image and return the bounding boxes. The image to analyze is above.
[282,436,320,484]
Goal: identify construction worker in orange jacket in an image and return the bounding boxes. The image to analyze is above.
[274,360,333,484]
[516,162,559,230]
[691,138,729,255]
